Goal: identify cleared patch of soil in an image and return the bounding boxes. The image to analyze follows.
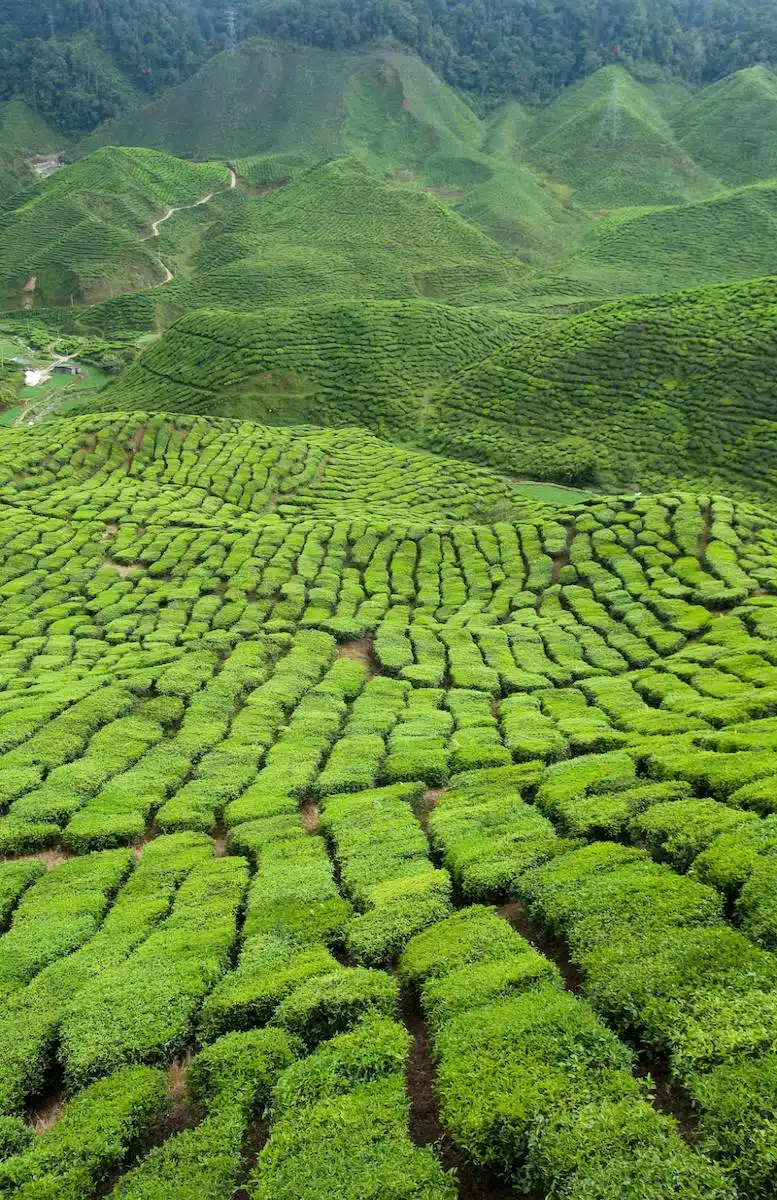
[419,787,447,832]
[154,1054,202,1142]
[1,847,71,870]
[301,799,320,833]
[234,1118,270,1200]
[101,557,144,578]
[131,827,160,860]
[212,824,228,857]
[27,1085,65,1134]
[497,901,582,992]
[338,637,379,678]
[634,1052,698,1141]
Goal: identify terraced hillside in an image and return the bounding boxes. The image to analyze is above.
[88,277,777,501]
[524,66,719,209]
[80,43,582,265]
[673,65,777,185]
[0,146,229,307]
[564,180,777,294]
[2,409,777,1197]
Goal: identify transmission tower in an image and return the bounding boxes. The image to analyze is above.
[225,7,236,54]
[601,76,622,144]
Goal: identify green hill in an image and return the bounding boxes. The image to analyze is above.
[89,277,777,501]
[79,40,481,165]
[427,277,777,496]
[673,65,777,185]
[80,299,531,427]
[124,158,524,323]
[78,40,579,260]
[525,66,720,209]
[0,146,229,307]
[564,179,777,294]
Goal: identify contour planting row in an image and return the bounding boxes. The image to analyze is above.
[399,907,732,1197]
[0,409,544,525]
[10,603,777,855]
[428,764,777,1194]
[0,476,775,659]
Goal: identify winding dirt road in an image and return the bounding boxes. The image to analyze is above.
[143,167,237,287]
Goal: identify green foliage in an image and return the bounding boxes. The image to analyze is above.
[0,147,228,307]
[271,967,399,1048]
[0,1065,166,1195]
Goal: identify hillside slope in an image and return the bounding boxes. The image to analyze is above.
[565,180,777,294]
[428,277,777,496]
[79,40,481,164]
[0,100,63,203]
[82,299,532,428]
[0,146,229,307]
[134,158,524,322]
[87,278,777,501]
[78,40,580,259]
[525,67,719,209]
[673,65,777,185]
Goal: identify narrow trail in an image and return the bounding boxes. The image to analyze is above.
[20,274,36,310]
[142,167,237,288]
[17,167,237,311]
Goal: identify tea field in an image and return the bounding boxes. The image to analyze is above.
[84,277,777,501]
[4,30,777,1200]
[1,406,777,1197]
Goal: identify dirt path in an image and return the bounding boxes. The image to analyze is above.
[20,275,36,310]
[142,165,238,288]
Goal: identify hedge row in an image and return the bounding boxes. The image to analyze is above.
[320,782,452,965]
[399,907,730,1197]
[0,833,213,1114]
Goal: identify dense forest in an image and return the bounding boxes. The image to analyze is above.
[2,0,777,132]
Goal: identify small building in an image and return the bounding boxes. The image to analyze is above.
[52,363,85,377]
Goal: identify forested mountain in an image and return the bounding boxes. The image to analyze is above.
[3,0,777,132]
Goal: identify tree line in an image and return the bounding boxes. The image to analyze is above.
[2,0,777,133]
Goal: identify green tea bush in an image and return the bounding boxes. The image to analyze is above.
[271,967,399,1048]
[0,1065,166,1196]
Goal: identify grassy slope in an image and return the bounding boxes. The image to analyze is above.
[427,276,777,497]
[0,147,229,307]
[78,39,580,260]
[673,65,777,185]
[81,299,532,429]
[525,65,720,209]
[140,158,525,323]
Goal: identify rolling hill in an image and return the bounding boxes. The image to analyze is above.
[79,40,482,165]
[49,157,525,327]
[7,20,777,1200]
[0,146,229,307]
[83,277,777,500]
[525,66,720,209]
[84,299,533,427]
[564,179,777,294]
[78,39,581,261]
[673,65,777,185]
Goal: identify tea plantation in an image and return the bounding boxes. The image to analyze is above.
[0,406,775,1197]
[3,31,777,1200]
